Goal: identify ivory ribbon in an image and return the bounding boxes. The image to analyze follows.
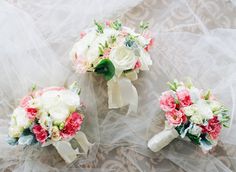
[147,128,179,152]
[107,78,138,113]
[52,131,92,164]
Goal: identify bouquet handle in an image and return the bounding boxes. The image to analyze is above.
[148,128,179,152]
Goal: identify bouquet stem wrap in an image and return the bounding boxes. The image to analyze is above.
[107,78,138,113]
[148,128,179,152]
[52,131,93,164]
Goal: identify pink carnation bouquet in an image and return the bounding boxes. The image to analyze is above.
[148,80,230,153]
[8,83,92,163]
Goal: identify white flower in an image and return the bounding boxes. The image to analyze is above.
[60,90,80,112]
[12,107,31,128]
[138,48,152,71]
[110,45,137,74]
[189,87,202,103]
[8,126,23,138]
[196,100,213,120]
[190,114,203,124]
[49,105,70,122]
[183,105,198,117]
[188,124,202,136]
[209,100,222,112]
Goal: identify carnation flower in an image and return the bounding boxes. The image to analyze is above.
[32,124,48,143]
[159,91,176,112]
[61,112,84,138]
[201,116,222,140]
[26,108,38,120]
[20,96,32,108]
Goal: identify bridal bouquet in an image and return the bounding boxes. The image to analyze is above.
[8,83,92,163]
[70,20,153,112]
[148,80,230,153]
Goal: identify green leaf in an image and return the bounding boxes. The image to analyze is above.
[111,20,122,30]
[7,137,18,145]
[94,20,104,34]
[139,21,149,32]
[187,133,200,145]
[94,59,115,80]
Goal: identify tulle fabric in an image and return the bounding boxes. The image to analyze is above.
[1,0,236,171]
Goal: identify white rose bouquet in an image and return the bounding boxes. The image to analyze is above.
[148,80,230,153]
[8,83,93,163]
[70,20,153,112]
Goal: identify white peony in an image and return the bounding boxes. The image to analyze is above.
[189,87,202,103]
[110,45,137,74]
[60,90,80,112]
[49,105,70,122]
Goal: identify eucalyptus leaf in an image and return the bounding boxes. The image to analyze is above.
[7,137,18,146]
[18,135,34,145]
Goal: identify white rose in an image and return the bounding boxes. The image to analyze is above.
[110,45,137,74]
[60,90,80,112]
[13,107,31,128]
[49,105,70,122]
[8,126,23,138]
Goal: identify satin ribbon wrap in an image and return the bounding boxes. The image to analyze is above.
[107,78,138,113]
[43,131,93,164]
[148,128,179,152]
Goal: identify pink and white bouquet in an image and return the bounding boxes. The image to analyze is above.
[70,20,153,112]
[148,80,230,153]
[8,83,92,163]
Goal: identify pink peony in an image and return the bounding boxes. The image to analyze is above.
[60,112,84,138]
[159,91,176,112]
[20,96,32,108]
[26,107,38,120]
[32,124,48,143]
[134,60,141,70]
[165,109,187,126]
[201,116,222,140]
[176,89,192,107]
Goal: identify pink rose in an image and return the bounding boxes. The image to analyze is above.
[165,109,187,126]
[32,124,48,143]
[61,112,84,138]
[19,96,32,108]
[159,91,176,112]
[201,116,222,140]
[176,89,192,107]
[26,107,38,120]
[134,60,141,70]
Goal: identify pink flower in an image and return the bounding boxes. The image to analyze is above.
[103,48,111,58]
[134,60,141,70]
[176,89,192,107]
[33,87,65,97]
[61,112,84,138]
[20,96,32,108]
[26,107,38,120]
[72,53,88,73]
[165,109,187,126]
[32,124,48,143]
[159,91,176,112]
[80,32,86,39]
[201,116,222,140]
[144,38,154,52]
[105,20,111,26]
